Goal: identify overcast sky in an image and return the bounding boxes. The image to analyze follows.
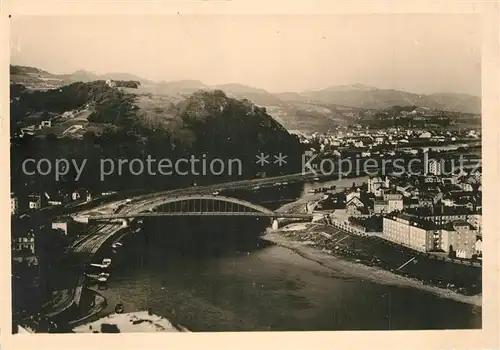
[10,14,481,95]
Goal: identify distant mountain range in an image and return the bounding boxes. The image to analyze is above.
[277,84,481,114]
[10,65,480,114]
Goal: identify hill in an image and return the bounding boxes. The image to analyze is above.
[10,65,68,90]
[151,80,209,95]
[10,79,303,193]
[10,65,149,90]
[278,84,480,114]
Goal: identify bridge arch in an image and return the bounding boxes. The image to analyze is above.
[139,194,276,216]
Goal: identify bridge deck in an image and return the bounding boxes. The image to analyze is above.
[90,211,313,220]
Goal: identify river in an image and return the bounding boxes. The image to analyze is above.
[96,178,481,331]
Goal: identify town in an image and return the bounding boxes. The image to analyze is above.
[11,124,483,332]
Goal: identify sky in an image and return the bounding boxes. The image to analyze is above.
[10,14,481,96]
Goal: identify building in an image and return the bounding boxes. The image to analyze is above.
[427,159,443,176]
[11,216,40,256]
[451,197,478,211]
[441,177,458,185]
[459,182,474,192]
[367,176,390,196]
[421,175,440,184]
[374,135,385,145]
[44,191,67,206]
[406,206,480,228]
[52,216,77,236]
[72,188,90,201]
[396,184,419,198]
[419,131,432,139]
[11,193,18,215]
[13,232,35,255]
[353,140,364,148]
[105,79,117,88]
[468,214,482,235]
[373,200,388,214]
[28,194,42,210]
[382,214,437,252]
[383,191,402,201]
[417,196,434,207]
[439,221,478,259]
[346,196,369,216]
[475,238,482,257]
[441,198,455,207]
[383,192,404,210]
[346,188,361,203]
[372,192,403,214]
[40,120,52,128]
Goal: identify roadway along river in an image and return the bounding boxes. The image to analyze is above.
[95,177,481,331]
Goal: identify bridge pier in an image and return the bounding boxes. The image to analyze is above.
[270,218,279,230]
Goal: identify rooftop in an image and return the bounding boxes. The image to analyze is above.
[53,216,73,223]
[385,213,437,230]
[442,221,476,231]
[406,206,480,217]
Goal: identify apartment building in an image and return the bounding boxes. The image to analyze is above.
[383,192,404,212]
[13,233,36,255]
[382,214,437,252]
[406,207,481,228]
[440,221,478,259]
[427,159,443,176]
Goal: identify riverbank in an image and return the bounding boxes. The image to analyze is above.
[262,230,481,308]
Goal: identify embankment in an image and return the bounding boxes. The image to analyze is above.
[262,231,481,307]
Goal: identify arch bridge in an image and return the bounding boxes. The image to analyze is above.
[85,195,313,228]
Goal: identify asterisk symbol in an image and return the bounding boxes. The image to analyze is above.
[256,153,270,166]
[274,153,288,166]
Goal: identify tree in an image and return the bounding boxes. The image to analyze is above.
[37,227,70,267]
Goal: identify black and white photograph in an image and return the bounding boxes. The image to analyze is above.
[7,11,490,336]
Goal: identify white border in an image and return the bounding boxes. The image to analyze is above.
[0,1,498,350]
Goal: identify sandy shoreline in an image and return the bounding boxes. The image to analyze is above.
[262,231,482,308]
